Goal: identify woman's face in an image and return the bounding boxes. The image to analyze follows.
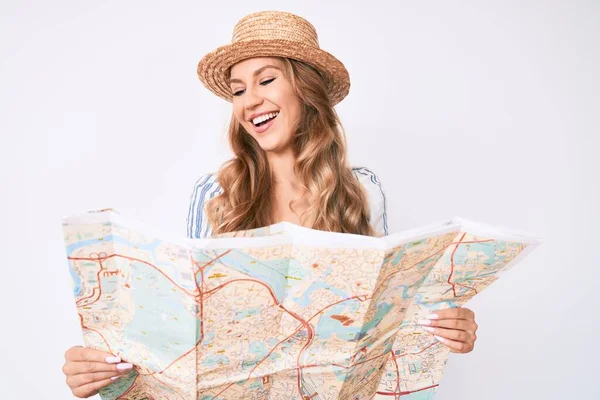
[229,57,302,154]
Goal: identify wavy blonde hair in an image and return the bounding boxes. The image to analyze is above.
[207,57,374,236]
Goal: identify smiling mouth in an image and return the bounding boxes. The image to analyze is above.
[252,111,279,127]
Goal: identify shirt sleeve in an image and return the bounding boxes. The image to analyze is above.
[186,173,222,239]
[352,167,389,236]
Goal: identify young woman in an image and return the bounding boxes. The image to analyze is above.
[62,11,478,398]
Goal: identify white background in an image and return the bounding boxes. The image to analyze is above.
[1,1,598,399]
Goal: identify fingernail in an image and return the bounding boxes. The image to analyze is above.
[111,376,120,381]
[423,327,435,333]
[116,363,133,370]
[417,319,431,325]
[105,356,121,364]
[426,314,440,320]
[434,335,446,343]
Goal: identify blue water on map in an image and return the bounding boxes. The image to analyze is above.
[294,281,350,307]
[200,251,291,302]
[122,261,198,371]
[66,234,163,297]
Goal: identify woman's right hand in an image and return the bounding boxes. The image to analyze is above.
[63,346,133,398]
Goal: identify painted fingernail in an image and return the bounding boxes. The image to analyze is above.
[105,356,121,364]
[426,314,440,320]
[417,319,432,325]
[434,335,446,343]
[423,327,435,333]
[116,363,133,370]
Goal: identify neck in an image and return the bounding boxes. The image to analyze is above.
[267,148,298,186]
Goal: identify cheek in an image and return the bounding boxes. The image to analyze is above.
[233,107,254,133]
[286,100,302,129]
[278,90,302,125]
[232,104,245,124]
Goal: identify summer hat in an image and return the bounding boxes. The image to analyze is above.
[197,11,350,105]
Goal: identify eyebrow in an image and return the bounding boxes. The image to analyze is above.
[229,65,282,85]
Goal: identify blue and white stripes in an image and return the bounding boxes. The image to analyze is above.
[186,173,222,239]
[186,166,388,238]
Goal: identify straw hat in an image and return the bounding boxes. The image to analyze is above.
[197,11,350,105]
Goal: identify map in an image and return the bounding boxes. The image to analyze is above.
[62,210,540,399]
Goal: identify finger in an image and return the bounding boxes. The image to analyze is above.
[433,335,474,354]
[65,346,121,364]
[427,307,474,321]
[71,377,117,398]
[66,370,127,388]
[418,318,477,332]
[422,326,474,343]
[63,361,133,376]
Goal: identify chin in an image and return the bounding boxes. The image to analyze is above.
[251,132,280,150]
[248,126,292,154]
[256,141,280,153]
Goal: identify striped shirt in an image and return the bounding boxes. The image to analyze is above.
[186,166,388,239]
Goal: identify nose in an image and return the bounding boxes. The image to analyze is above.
[243,87,264,112]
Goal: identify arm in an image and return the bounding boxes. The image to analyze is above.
[353,168,478,353]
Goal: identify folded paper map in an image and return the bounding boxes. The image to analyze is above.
[62,210,540,400]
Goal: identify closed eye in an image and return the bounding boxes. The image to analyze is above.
[232,78,275,97]
[260,78,276,86]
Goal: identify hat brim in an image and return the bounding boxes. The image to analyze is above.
[197,39,350,105]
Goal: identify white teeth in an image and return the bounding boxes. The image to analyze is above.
[252,112,279,125]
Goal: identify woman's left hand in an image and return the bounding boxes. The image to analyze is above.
[418,307,478,354]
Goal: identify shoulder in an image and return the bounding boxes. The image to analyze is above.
[351,166,383,187]
[191,172,221,192]
[186,172,223,239]
[188,172,223,210]
[188,172,222,207]
[351,166,388,236]
[351,166,386,201]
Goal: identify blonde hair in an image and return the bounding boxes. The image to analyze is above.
[207,58,374,236]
